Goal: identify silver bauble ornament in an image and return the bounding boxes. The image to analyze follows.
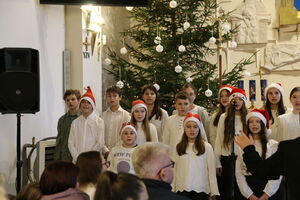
[209,36,216,44]
[154,36,161,44]
[222,24,231,32]
[229,41,237,48]
[156,44,164,52]
[205,89,213,97]
[169,0,177,8]
[104,58,111,65]
[186,77,193,83]
[116,81,124,88]
[178,45,186,52]
[120,47,127,55]
[175,65,182,73]
[153,83,160,91]
[183,21,190,30]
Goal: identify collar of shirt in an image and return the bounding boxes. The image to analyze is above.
[107,106,123,113]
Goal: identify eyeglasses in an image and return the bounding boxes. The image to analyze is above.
[102,161,110,168]
[157,160,175,175]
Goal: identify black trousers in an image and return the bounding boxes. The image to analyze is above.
[177,191,209,200]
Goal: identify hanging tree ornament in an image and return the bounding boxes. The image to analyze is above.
[222,23,231,32]
[175,65,182,73]
[169,0,177,8]
[120,38,127,55]
[209,36,216,44]
[229,41,237,48]
[125,6,133,11]
[153,83,160,91]
[183,14,190,30]
[116,80,124,88]
[205,89,213,97]
[156,44,164,52]
[186,77,193,83]
[104,58,111,65]
[178,38,186,52]
[154,36,162,44]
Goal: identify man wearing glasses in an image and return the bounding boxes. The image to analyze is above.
[132,142,191,200]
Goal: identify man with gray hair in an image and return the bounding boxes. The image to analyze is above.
[132,142,190,200]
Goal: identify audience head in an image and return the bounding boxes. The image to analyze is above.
[94,171,148,200]
[132,142,174,184]
[39,161,79,195]
[76,151,105,187]
[16,182,41,200]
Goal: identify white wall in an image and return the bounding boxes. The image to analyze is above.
[0,0,65,194]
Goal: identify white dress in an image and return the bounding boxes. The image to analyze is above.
[278,111,300,141]
[149,108,169,142]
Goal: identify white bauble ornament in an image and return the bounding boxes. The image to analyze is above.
[183,21,190,30]
[209,36,216,44]
[169,0,177,8]
[126,6,133,11]
[243,71,251,77]
[154,36,162,44]
[156,44,164,52]
[229,41,237,48]
[175,65,182,73]
[205,89,213,97]
[104,58,111,65]
[153,83,160,91]
[186,77,193,83]
[178,45,186,52]
[222,24,231,32]
[120,47,128,55]
[116,81,124,88]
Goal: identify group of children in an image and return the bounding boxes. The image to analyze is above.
[54,82,300,200]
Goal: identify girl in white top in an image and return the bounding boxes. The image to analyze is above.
[174,113,219,200]
[108,122,137,174]
[208,85,234,147]
[141,84,169,142]
[278,87,300,141]
[236,109,281,200]
[214,87,248,199]
[130,100,158,144]
[262,83,288,141]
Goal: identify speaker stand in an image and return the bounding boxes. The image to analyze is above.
[16,113,23,193]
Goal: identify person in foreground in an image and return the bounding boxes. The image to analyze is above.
[235,132,300,200]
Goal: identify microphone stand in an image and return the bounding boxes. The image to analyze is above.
[229,101,237,200]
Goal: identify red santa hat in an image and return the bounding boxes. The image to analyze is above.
[264,83,284,98]
[219,85,234,97]
[131,99,147,113]
[80,86,96,109]
[229,88,247,103]
[246,109,271,134]
[120,122,137,136]
[183,112,202,128]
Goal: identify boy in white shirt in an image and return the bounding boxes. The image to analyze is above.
[101,86,131,150]
[68,86,108,163]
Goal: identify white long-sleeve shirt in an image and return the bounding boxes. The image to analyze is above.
[135,122,158,144]
[173,142,219,196]
[236,139,281,199]
[107,145,136,174]
[208,112,218,148]
[214,113,243,167]
[278,111,300,141]
[68,112,108,163]
[149,108,169,142]
[101,106,131,150]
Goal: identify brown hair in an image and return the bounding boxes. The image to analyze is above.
[63,89,81,101]
[223,102,248,150]
[290,87,300,98]
[106,85,122,96]
[94,171,144,200]
[176,127,205,156]
[213,89,230,126]
[175,91,190,102]
[182,83,197,96]
[264,89,286,125]
[76,151,102,187]
[131,107,151,141]
[140,84,162,120]
[39,161,79,195]
[16,182,41,200]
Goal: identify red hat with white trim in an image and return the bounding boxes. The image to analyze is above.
[131,99,147,113]
[229,88,247,103]
[183,112,202,128]
[80,86,96,109]
[120,122,137,136]
[219,85,234,96]
[264,83,284,98]
[246,109,271,134]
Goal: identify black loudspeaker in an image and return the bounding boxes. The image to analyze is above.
[0,48,40,114]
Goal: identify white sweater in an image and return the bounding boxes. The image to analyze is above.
[173,142,219,196]
[278,111,300,141]
[149,108,169,142]
[236,139,281,199]
[135,122,158,144]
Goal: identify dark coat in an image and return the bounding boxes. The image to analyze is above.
[41,188,89,200]
[243,137,300,200]
[142,179,191,200]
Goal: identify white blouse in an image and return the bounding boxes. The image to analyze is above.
[135,122,158,144]
[278,111,300,141]
[173,142,219,196]
[149,108,169,142]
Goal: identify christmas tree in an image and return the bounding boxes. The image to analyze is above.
[105,0,253,113]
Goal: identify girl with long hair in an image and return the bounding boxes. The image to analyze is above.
[140,84,168,142]
[174,113,219,200]
[236,109,281,200]
[214,88,248,199]
[130,100,158,144]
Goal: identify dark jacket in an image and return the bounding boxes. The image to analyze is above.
[243,137,300,200]
[41,188,89,200]
[142,179,191,200]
